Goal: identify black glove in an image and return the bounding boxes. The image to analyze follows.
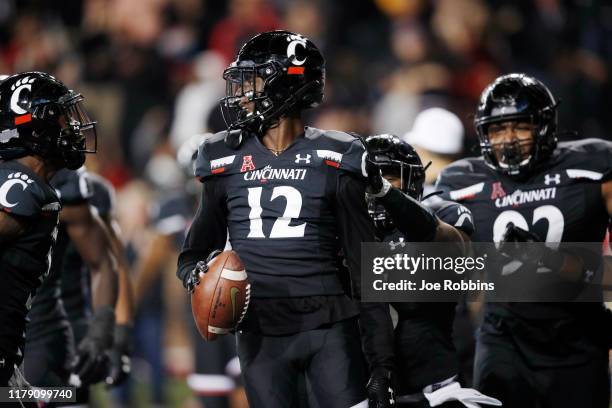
[499,223,562,270]
[367,367,395,408]
[186,250,222,293]
[352,134,387,196]
[105,324,133,387]
[72,306,115,386]
[365,154,386,195]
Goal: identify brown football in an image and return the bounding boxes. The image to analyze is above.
[191,250,250,341]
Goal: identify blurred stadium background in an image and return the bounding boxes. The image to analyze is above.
[1,0,610,406]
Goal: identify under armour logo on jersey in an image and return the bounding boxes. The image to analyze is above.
[295,154,311,164]
[0,172,34,208]
[490,182,506,200]
[544,173,561,185]
[583,269,595,283]
[240,155,256,172]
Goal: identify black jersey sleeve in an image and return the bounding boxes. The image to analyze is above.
[434,159,484,202]
[336,171,394,370]
[177,177,228,287]
[557,138,612,182]
[87,173,115,219]
[150,195,191,237]
[339,137,368,178]
[428,196,475,237]
[194,132,240,181]
[51,168,93,205]
[0,168,48,218]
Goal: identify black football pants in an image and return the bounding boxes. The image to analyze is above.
[236,317,368,408]
[474,317,610,408]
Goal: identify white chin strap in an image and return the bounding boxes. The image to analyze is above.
[423,378,502,408]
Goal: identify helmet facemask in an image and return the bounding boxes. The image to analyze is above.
[476,113,555,177]
[221,61,281,133]
[31,91,97,170]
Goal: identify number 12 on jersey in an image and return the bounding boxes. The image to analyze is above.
[247,186,306,238]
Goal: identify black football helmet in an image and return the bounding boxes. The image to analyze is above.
[475,73,558,177]
[365,134,426,233]
[0,72,96,170]
[220,30,325,145]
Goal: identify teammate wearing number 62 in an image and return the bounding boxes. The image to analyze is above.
[177,30,395,407]
[435,73,612,408]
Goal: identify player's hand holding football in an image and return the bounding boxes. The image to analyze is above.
[105,324,133,387]
[186,250,222,293]
[367,367,396,407]
[72,306,115,385]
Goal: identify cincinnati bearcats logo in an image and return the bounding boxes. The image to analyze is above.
[490,182,506,200]
[10,76,36,114]
[0,172,34,208]
[241,155,255,172]
[286,34,308,66]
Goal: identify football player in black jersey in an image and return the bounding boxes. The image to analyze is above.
[58,171,134,402]
[24,168,120,391]
[435,73,612,408]
[0,72,96,386]
[365,135,500,408]
[177,31,395,408]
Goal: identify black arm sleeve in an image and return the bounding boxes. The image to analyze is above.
[378,187,439,242]
[177,178,228,288]
[336,172,395,371]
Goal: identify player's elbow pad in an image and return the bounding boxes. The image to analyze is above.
[379,188,439,242]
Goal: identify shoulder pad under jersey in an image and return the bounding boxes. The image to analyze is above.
[51,167,93,205]
[149,193,191,236]
[555,138,612,182]
[427,195,475,236]
[87,172,116,219]
[304,127,367,177]
[194,131,242,181]
[435,157,492,202]
[0,163,59,218]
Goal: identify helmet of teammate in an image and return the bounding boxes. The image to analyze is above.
[220,30,325,138]
[365,134,426,233]
[474,73,558,177]
[0,72,96,170]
